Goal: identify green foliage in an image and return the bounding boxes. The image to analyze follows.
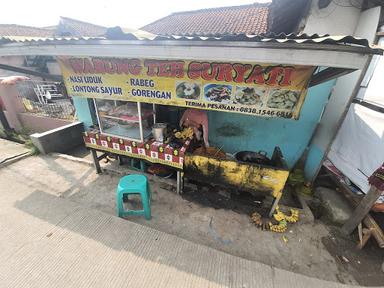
[24,139,39,155]
[0,129,39,155]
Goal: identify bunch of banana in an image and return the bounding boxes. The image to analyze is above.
[269,219,287,233]
[251,206,299,233]
[175,127,194,140]
[285,209,299,223]
[268,206,299,233]
[251,211,262,225]
[250,211,270,230]
[273,207,286,222]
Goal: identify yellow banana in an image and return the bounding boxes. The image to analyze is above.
[285,209,299,223]
[269,220,287,233]
[175,127,194,140]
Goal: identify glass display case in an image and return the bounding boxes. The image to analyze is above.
[94,99,155,142]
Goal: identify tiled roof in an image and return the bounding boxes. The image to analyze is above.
[0,18,107,38]
[141,3,269,36]
[58,17,107,37]
[0,24,54,37]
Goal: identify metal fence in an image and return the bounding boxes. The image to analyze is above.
[16,80,75,120]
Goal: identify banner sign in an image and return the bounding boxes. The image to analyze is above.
[58,57,315,119]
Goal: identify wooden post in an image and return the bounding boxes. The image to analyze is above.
[357,228,373,250]
[327,172,384,247]
[341,186,382,235]
[91,149,102,174]
[176,171,184,195]
[269,195,281,217]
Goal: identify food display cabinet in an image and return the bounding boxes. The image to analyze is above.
[94,99,155,142]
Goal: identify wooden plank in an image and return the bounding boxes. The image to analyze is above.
[362,213,384,248]
[0,63,62,81]
[90,149,102,174]
[357,228,373,250]
[309,67,355,87]
[327,172,384,248]
[342,185,383,235]
[184,154,289,198]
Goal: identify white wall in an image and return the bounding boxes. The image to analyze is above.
[314,6,381,147]
[312,6,381,148]
[303,0,363,35]
[304,4,381,180]
[327,15,384,192]
[354,6,381,42]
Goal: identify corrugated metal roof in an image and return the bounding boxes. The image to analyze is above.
[0,30,381,55]
[0,36,105,44]
[158,33,371,47]
[106,28,375,47]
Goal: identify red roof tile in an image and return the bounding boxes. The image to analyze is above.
[0,17,107,38]
[141,3,269,36]
[0,24,54,37]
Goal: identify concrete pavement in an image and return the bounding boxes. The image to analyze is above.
[0,138,30,165]
[0,185,348,288]
[0,157,370,287]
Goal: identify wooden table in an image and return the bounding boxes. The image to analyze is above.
[83,129,190,194]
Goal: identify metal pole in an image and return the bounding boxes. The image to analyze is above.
[138,102,143,142]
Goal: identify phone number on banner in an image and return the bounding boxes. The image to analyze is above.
[186,101,293,118]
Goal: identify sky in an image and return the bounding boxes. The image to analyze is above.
[1,0,270,29]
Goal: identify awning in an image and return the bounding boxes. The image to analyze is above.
[0,32,381,67]
[0,31,381,87]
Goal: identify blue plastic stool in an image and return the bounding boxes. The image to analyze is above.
[116,174,151,220]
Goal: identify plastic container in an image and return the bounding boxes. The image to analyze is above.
[152,123,167,142]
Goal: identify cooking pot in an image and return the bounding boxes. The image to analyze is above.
[234,150,271,165]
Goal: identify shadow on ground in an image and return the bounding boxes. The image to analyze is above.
[14,189,275,287]
[4,154,383,285]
